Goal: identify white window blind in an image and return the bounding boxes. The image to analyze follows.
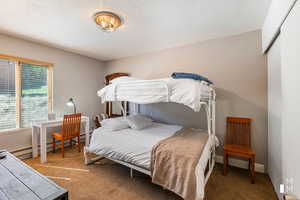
[0,59,16,130]
[21,63,48,127]
[0,54,52,131]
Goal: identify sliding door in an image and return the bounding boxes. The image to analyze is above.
[280,0,300,197]
[267,35,283,198]
[262,0,296,52]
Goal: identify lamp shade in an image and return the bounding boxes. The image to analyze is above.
[66,98,77,113]
[66,98,74,107]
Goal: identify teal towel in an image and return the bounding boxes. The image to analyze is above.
[171,72,213,84]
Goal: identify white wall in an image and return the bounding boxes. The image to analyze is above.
[0,34,105,152]
[262,0,296,52]
[105,30,268,166]
[266,1,300,198]
[280,1,300,197]
[267,35,283,198]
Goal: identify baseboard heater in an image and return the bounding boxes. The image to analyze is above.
[11,134,88,160]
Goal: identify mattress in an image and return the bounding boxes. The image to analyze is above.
[87,122,218,199]
[97,78,214,112]
[87,122,183,169]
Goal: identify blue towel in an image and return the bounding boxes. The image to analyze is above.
[171,72,213,84]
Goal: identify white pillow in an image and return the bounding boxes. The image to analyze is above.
[100,117,129,131]
[110,76,139,84]
[125,114,153,130]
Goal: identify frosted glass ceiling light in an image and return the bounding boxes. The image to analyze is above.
[93,11,122,32]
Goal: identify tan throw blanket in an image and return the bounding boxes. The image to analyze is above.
[151,128,209,200]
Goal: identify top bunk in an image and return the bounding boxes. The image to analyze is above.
[97,73,215,112]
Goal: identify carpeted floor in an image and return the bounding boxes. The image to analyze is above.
[24,147,277,200]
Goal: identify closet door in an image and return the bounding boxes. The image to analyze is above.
[262,0,296,52]
[267,36,282,198]
[280,0,300,197]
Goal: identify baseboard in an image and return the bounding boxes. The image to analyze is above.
[11,134,87,160]
[215,155,265,173]
[11,136,264,174]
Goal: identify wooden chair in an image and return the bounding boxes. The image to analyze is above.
[223,117,256,183]
[52,113,82,158]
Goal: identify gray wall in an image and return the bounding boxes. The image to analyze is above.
[267,35,282,198]
[105,30,268,165]
[0,34,105,152]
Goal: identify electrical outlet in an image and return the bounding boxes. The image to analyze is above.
[280,184,285,194]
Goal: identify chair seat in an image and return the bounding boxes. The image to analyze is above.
[224,144,255,157]
[52,132,63,139]
[52,132,77,140]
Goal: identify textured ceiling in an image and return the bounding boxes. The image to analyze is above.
[0,0,271,61]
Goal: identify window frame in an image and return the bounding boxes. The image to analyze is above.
[0,53,53,129]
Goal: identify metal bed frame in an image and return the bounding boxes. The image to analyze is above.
[84,80,216,185]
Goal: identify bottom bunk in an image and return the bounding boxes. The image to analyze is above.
[84,121,218,200]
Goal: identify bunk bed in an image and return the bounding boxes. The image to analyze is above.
[84,74,217,200]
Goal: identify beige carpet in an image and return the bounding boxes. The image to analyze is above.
[24,147,277,200]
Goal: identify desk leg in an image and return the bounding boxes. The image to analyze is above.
[32,127,39,158]
[85,119,90,147]
[40,126,47,163]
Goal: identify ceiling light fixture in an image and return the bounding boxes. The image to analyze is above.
[93,11,122,32]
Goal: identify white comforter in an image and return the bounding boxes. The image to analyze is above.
[87,122,182,169]
[97,78,213,112]
[87,122,218,200]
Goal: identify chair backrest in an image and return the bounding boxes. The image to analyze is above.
[62,113,81,139]
[226,117,251,147]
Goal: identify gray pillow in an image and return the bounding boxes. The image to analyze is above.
[125,114,153,130]
[100,117,129,131]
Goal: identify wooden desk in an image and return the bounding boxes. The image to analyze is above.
[0,151,68,200]
[32,116,90,163]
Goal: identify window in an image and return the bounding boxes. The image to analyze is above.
[0,54,53,131]
[0,59,16,129]
[21,63,49,127]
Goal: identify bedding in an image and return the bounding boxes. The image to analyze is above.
[171,72,213,84]
[125,114,153,130]
[87,122,218,200]
[87,122,182,169]
[97,78,213,112]
[110,76,140,84]
[100,117,129,131]
[151,128,208,200]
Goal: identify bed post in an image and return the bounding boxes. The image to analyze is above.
[206,90,216,137]
[204,89,216,185]
[205,103,211,136]
[211,90,216,161]
[116,101,126,117]
[133,103,140,114]
[130,168,133,178]
[84,147,104,165]
[124,101,128,116]
[212,90,216,137]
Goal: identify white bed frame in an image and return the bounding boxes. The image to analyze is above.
[84,80,216,185]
